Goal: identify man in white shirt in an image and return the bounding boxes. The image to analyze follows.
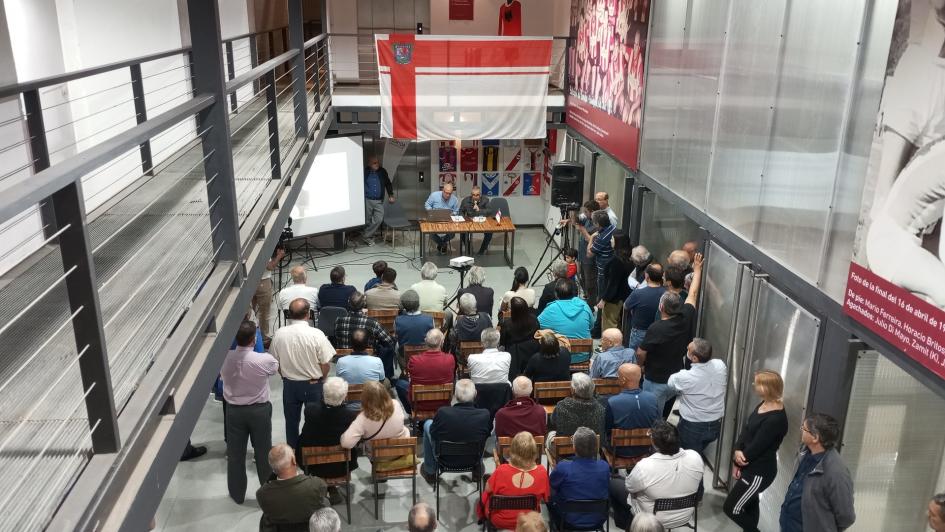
[594,191,619,227]
[667,337,727,454]
[277,265,319,314]
[410,261,448,312]
[269,298,337,449]
[467,328,511,384]
[609,420,703,529]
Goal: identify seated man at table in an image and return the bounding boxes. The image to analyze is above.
[459,186,493,255]
[335,328,384,385]
[424,182,460,254]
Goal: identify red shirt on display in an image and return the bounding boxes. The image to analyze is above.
[498,0,523,36]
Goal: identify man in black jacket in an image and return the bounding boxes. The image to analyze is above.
[363,156,395,246]
[537,259,569,315]
[420,379,491,485]
[459,186,492,255]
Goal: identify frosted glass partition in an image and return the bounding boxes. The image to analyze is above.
[637,190,701,264]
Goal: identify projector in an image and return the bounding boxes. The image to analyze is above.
[449,256,474,268]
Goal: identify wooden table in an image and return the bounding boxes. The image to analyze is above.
[418,217,516,268]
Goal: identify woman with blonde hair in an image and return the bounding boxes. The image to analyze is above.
[723,370,789,531]
[479,432,550,530]
[340,381,411,470]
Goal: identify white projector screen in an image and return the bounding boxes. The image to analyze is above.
[291,134,365,237]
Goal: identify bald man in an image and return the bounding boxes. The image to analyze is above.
[594,191,619,226]
[424,183,460,253]
[604,363,660,457]
[362,156,395,246]
[682,241,699,263]
[590,328,636,379]
[257,444,327,528]
[277,265,319,313]
[408,502,437,532]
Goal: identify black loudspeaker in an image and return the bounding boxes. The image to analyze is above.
[551,161,585,208]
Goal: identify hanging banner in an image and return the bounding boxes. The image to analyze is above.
[566,0,649,169]
[844,0,945,381]
[381,138,410,178]
[449,0,475,20]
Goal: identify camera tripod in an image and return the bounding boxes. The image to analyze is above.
[529,205,578,288]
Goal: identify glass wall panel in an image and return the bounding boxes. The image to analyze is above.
[842,351,945,532]
[637,190,701,264]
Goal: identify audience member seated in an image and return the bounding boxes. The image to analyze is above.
[340,381,411,471]
[478,432,550,530]
[308,508,342,532]
[365,267,401,310]
[537,279,594,362]
[420,379,492,484]
[623,263,666,352]
[605,364,659,457]
[335,329,385,385]
[297,377,359,504]
[454,293,493,343]
[548,427,610,530]
[334,292,397,379]
[394,329,455,415]
[637,253,703,415]
[411,262,448,312]
[364,260,388,292]
[523,330,572,383]
[394,289,435,351]
[317,266,357,310]
[458,266,495,315]
[668,337,726,454]
[599,231,634,331]
[548,373,606,447]
[628,512,665,532]
[408,502,437,532]
[495,377,547,439]
[610,421,703,529]
[468,328,511,385]
[500,296,541,380]
[257,444,327,532]
[516,511,549,532]
[277,266,319,313]
[536,260,569,315]
[501,266,537,311]
[590,328,637,379]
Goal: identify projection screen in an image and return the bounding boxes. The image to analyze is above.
[291,134,365,237]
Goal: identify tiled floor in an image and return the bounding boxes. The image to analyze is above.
[154,228,741,531]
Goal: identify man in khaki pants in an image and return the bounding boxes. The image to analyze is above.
[253,246,285,341]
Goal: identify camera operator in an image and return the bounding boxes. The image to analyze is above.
[253,243,286,342]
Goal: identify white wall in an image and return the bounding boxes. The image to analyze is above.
[428,0,569,36]
[327,0,359,82]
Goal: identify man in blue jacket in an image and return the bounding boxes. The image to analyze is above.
[537,278,594,361]
[363,157,395,246]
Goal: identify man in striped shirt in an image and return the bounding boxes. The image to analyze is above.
[587,210,616,298]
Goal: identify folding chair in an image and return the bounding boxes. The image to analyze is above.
[534,380,573,415]
[553,499,610,532]
[368,437,418,518]
[482,494,539,531]
[423,310,446,329]
[547,434,599,470]
[434,440,484,517]
[601,428,652,472]
[458,340,483,377]
[592,378,620,397]
[383,200,414,249]
[411,382,454,428]
[316,306,347,345]
[567,338,594,373]
[653,492,699,531]
[367,308,398,336]
[300,445,352,523]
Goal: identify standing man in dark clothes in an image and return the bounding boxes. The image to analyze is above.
[420,379,491,485]
[362,156,395,246]
[624,263,666,352]
[636,253,703,417]
[459,186,493,255]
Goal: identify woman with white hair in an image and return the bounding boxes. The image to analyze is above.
[458,265,495,314]
[411,262,448,311]
[296,377,359,502]
[454,292,493,343]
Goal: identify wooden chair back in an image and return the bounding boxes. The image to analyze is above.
[458,341,483,372]
[567,338,594,373]
[335,347,374,358]
[533,380,572,405]
[300,445,350,474]
[345,383,364,403]
[494,435,545,466]
[402,344,427,377]
[593,378,621,396]
[367,309,399,335]
[423,310,445,329]
[411,382,454,421]
[611,428,652,448]
[547,433,601,469]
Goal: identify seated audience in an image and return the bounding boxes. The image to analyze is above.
[495,376,547,439]
[420,379,492,484]
[317,266,356,310]
[394,329,455,415]
[623,263,665,352]
[365,267,401,310]
[548,373,606,445]
[334,292,397,379]
[605,364,659,457]
[335,329,384,385]
[395,290,435,348]
[364,260,387,292]
[629,513,665,532]
[523,330,572,383]
[668,338,726,454]
[500,296,541,380]
[458,266,495,315]
[538,279,594,362]
[277,265,319,312]
[610,421,703,529]
[340,381,410,471]
[479,432,550,530]
[408,502,437,532]
[501,266,537,310]
[516,511,548,532]
[468,328,512,384]
[599,231,634,331]
[590,328,637,379]
[296,377,359,502]
[411,262,448,311]
[308,507,342,532]
[257,444,327,532]
[548,427,610,530]
[536,260,569,315]
[454,293,493,342]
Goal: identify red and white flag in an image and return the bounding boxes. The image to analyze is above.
[375,34,552,140]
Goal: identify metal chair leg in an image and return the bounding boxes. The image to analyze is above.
[345,482,351,524]
[374,475,379,519]
[435,470,440,518]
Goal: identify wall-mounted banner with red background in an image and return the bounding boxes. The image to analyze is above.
[566,0,650,169]
[844,0,945,381]
[449,0,475,21]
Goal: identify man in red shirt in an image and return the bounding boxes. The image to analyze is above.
[494,376,547,438]
[394,328,455,415]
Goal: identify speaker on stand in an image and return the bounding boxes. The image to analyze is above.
[530,162,586,287]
